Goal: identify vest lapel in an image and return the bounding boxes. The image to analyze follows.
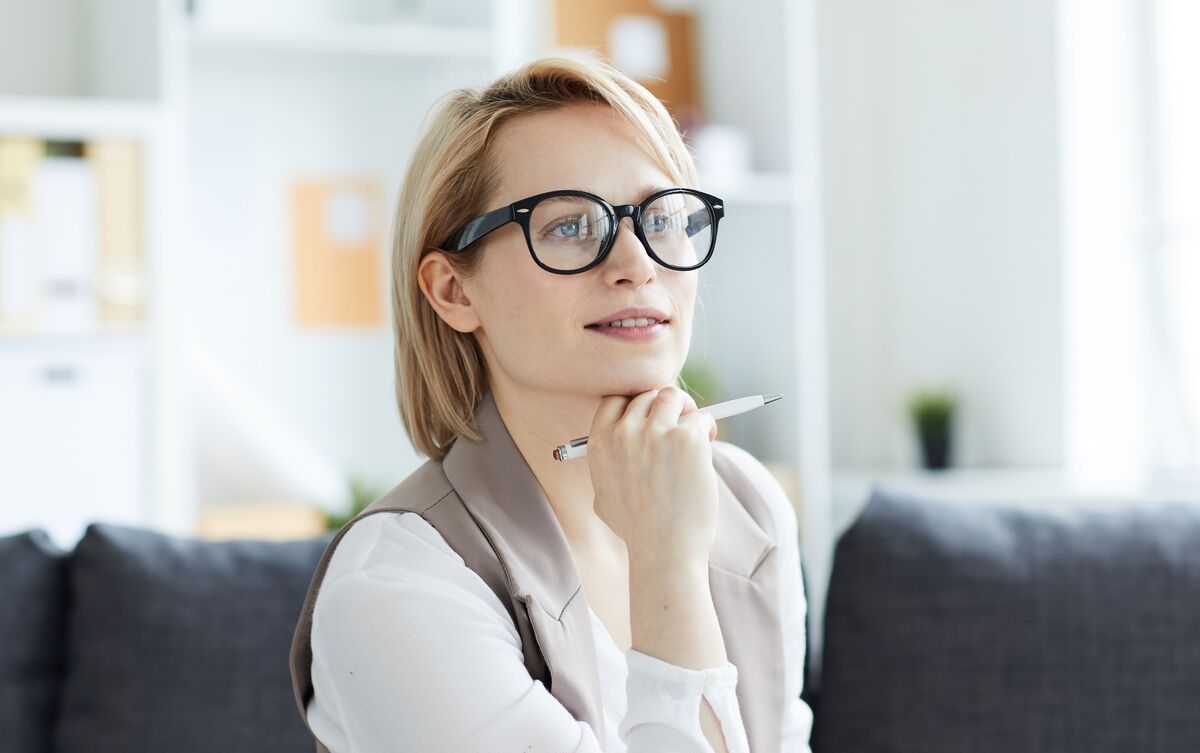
[710,443,785,753]
[441,390,607,746]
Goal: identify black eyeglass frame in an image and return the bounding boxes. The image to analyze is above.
[444,187,726,275]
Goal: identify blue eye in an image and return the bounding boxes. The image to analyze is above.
[544,215,598,241]
[645,209,685,235]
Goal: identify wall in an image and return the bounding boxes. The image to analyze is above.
[186,49,493,504]
[818,0,1064,470]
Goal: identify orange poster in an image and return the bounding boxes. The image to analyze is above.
[292,177,383,327]
[552,0,701,118]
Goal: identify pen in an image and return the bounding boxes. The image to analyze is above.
[552,393,784,461]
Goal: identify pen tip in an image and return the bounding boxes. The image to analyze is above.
[764,394,783,404]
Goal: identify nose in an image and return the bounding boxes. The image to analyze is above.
[601,215,657,284]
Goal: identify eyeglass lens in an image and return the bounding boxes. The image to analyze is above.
[528,192,714,272]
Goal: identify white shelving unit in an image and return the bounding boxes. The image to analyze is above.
[690,0,834,675]
[0,0,192,548]
[2,0,835,673]
[188,17,494,59]
[0,97,164,139]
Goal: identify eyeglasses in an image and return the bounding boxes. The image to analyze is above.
[443,187,725,275]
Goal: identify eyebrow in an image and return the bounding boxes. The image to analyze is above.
[638,184,675,200]
[541,184,678,204]
[594,184,673,204]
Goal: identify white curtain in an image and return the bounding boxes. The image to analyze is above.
[1147,0,1200,478]
[1058,0,1200,491]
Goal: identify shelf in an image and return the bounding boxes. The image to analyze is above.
[0,327,149,350]
[0,95,163,140]
[187,19,493,60]
[833,466,1200,506]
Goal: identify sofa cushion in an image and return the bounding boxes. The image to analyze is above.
[0,529,68,753]
[814,485,1200,753]
[54,523,334,753]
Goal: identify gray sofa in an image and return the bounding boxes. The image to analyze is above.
[3,487,1198,753]
[1,524,334,753]
[812,487,1200,752]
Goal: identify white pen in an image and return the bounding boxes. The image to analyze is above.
[552,393,783,461]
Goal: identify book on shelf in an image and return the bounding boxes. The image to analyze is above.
[0,138,40,331]
[88,140,145,326]
[34,146,99,332]
[0,136,145,336]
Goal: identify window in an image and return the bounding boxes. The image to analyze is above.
[1058,0,1199,491]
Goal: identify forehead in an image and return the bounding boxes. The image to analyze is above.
[489,103,677,208]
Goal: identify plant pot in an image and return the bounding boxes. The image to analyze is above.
[919,431,952,470]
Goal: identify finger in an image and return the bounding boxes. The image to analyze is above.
[624,387,665,421]
[678,408,718,441]
[679,389,699,414]
[647,386,687,429]
[591,395,633,434]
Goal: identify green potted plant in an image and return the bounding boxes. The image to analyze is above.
[324,474,386,531]
[678,358,733,442]
[908,387,957,470]
[677,358,721,405]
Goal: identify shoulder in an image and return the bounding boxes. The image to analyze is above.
[303,512,561,752]
[314,456,467,594]
[322,511,457,580]
[313,511,518,646]
[358,457,455,517]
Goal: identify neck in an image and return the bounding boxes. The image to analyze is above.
[489,380,613,549]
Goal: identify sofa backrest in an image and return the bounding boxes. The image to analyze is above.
[50,523,333,753]
[814,486,1200,753]
[0,528,68,753]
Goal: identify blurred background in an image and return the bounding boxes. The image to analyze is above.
[1,0,1197,664]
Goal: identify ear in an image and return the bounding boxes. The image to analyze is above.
[418,250,481,334]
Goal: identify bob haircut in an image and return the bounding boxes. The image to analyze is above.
[392,56,701,461]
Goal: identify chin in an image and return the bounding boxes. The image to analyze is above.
[593,369,682,396]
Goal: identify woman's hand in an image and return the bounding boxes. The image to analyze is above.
[587,385,720,568]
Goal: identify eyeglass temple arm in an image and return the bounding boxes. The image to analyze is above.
[686,207,713,237]
[449,205,515,252]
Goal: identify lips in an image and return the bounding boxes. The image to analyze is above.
[585,306,671,327]
[586,320,668,342]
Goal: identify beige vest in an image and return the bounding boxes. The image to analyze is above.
[290,390,786,752]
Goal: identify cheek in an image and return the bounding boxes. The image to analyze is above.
[489,270,566,344]
[672,277,698,323]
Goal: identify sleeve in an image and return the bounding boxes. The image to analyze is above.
[621,649,751,753]
[717,443,815,753]
[305,512,753,753]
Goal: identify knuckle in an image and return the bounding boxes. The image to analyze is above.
[665,424,688,442]
[669,421,700,441]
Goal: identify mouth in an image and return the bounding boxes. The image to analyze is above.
[584,305,672,329]
[584,319,669,342]
[585,317,670,330]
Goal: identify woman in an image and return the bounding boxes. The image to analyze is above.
[289,57,813,753]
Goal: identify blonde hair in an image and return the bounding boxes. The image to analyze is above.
[391,56,701,461]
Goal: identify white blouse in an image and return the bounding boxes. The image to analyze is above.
[306,443,814,753]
